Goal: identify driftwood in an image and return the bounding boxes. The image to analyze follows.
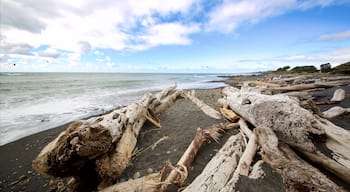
[219,86,350,184]
[183,133,245,192]
[219,104,240,122]
[182,90,221,119]
[32,86,182,189]
[243,80,280,88]
[219,120,258,192]
[330,88,346,102]
[95,87,182,189]
[267,80,350,94]
[255,127,345,192]
[100,123,239,192]
[323,106,350,118]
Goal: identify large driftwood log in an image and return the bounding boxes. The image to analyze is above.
[182,90,221,119]
[95,87,182,188]
[183,132,245,192]
[255,127,345,192]
[219,86,350,184]
[330,88,346,102]
[32,86,182,188]
[323,106,350,118]
[220,86,323,152]
[100,123,239,192]
[219,120,258,192]
[267,80,350,94]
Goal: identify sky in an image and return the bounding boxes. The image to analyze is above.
[0,0,350,73]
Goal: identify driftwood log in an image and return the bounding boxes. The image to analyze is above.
[100,123,239,192]
[219,86,350,184]
[330,88,346,102]
[32,86,182,189]
[182,132,245,192]
[255,127,345,192]
[323,106,350,118]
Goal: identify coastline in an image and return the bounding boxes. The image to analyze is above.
[1,74,349,191]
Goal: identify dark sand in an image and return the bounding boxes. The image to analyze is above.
[1,82,349,191]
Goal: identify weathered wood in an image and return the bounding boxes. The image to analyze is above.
[100,173,161,192]
[255,127,345,192]
[95,88,182,189]
[220,86,350,184]
[243,80,280,88]
[220,127,257,192]
[330,88,346,102]
[323,106,350,118]
[32,86,182,190]
[160,123,238,191]
[268,81,350,94]
[183,133,245,192]
[248,160,265,179]
[182,90,221,119]
[220,86,324,152]
[99,123,239,192]
[219,104,240,122]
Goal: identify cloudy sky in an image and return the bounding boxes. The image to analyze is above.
[1,0,350,73]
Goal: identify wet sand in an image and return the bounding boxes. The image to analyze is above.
[1,81,349,191]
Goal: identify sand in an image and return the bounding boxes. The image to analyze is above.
[1,78,349,192]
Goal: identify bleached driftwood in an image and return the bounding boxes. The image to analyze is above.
[160,123,238,191]
[255,127,345,192]
[100,173,161,192]
[100,123,239,192]
[243,80,280,88]
[219,104,240,122]
[32,86,182,189]
[219,120,258,192]
[182,90,221,119]
[219,86,350,184]
[330,88,346,102]
[321,76,350,82]
[95,87,182,188]
[183,133,245,192]
[220,86,323,152]
[248,160,265,179]
[323,106,350,118]
[268,81,350,94]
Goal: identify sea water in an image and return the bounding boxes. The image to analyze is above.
[0,73,227,145]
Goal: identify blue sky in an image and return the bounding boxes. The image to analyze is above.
[1,0,350,73]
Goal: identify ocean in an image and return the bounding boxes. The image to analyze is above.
[0,72,227,146]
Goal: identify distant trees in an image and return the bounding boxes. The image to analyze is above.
[331,62,350,75]
[276,66,290,72]
[320,63,331,73]
[272,61,350,74]
[289,66,318,73]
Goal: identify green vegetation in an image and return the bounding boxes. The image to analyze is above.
[269,61,350,75]
[289,66,318,73]
[331,62,350,75]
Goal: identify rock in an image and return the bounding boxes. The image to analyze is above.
[147,168,153,174]
[133,172,141,179]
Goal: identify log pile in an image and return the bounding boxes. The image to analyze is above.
[32,75,350,191]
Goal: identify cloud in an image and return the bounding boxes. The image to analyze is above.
[205,0,341,33]
[0,0,63,33]
[78,41,92,53]
[38,48,61,58]
[1,42,34,56]
[319,30,350,41]
[130,23,200,50]
[282,48,350,64]
[206,0,296,32]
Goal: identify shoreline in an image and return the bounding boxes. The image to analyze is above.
[1,74,349,191]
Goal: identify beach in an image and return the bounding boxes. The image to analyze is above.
[1,74,350,191]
